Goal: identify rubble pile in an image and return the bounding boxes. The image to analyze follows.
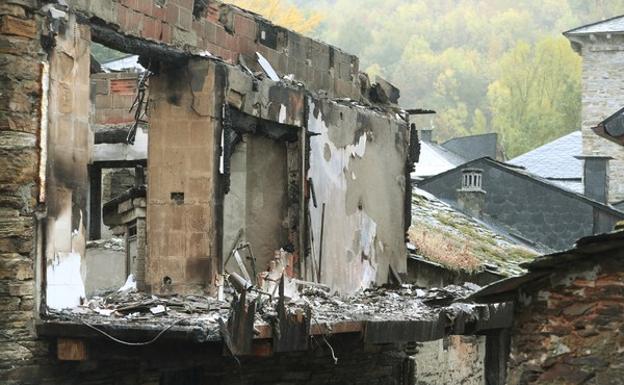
[45,281,482,336]
[47,290,232,332]
[86,237,125,251]
[272,283,480,324]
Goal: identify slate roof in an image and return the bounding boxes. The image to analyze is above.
[440,133,498,162]
[564,15,624,35]
[412,141,466,180]
[592,106,624,146]
[508,131,583,194]
[409,188,539,277]
[422,157,624,218]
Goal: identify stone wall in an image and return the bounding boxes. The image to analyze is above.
[0,0,51,381]
[411,336,486,385]
[507,254,624,385]
[568,34,624,203]
[1,332,411,385]
[102,168,136,203]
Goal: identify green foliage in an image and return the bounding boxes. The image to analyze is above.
[91,42,127,63]
[300,0,624,156]
[488,37,581,156]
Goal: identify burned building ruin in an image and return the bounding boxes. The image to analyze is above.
[0,1,521,384]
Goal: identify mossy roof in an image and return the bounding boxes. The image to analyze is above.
[409,188,541,277]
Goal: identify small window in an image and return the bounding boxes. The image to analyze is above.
[171,192,185,205]
[128,222,137,237]
[460,168,483,191]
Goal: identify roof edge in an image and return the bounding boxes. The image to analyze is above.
[563,14,624,36]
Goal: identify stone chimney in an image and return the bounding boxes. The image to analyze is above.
[457,168,486,218]
[420,128,433,143]
[576,155,613,204]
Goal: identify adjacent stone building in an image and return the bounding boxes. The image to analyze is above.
[474,230,624,385]
[565,16,624,203]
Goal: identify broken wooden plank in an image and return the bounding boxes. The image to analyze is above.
[273,277,310,353]
[57,338,88,361]
[226,291,257,356]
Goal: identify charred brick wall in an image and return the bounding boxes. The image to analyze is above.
[44,12,92,310]
[66,0,362,100]
[146,58,222,295]
[91,72,139,125]
[507,255,624,385]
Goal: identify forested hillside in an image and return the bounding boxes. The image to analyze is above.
[228,0,624,156]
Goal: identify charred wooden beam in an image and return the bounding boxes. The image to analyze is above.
[37,320,221,344]
[273,277,310,352]
[88,21,190,65]
[364,318,446,344]
[88,164,102,240]
[225,291,257,356]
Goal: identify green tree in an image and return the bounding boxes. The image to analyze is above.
[224,0,323,33]
[296,0,624,154]
[488,36,581,157]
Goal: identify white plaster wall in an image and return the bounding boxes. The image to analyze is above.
[307,99,408,294]
[93,126,148,162]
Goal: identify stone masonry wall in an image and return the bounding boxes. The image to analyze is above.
[411,336,486,385]
[0,0,51,380]
[572,34,624,203]
[507,255,624,385]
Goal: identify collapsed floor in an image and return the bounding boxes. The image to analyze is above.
[40,280,512,350]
